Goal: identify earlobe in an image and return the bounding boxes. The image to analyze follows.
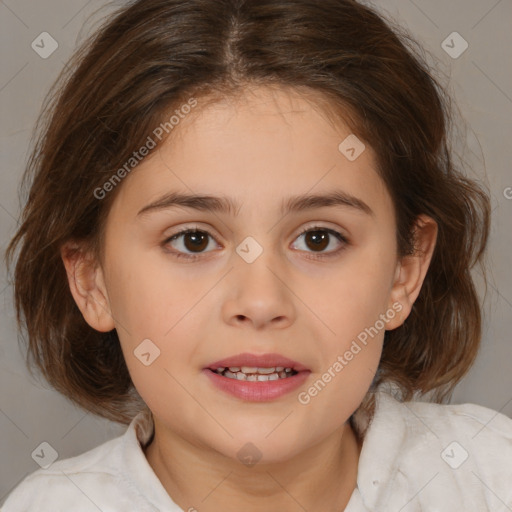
[60,242,115,332]
[386,214,438,330]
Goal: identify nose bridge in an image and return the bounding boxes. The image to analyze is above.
[234,234,285,297]
[223,233,295,327]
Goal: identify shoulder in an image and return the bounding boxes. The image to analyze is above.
[1,422,154,512]
[359,389,512,509]
[399,393,512,466]
[2,436,123,511]
[374,387,512,442]
[379,389,512,461]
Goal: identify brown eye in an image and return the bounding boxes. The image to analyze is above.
[292,227,348,257]
[164,228,218,259]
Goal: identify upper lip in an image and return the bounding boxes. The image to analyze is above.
[206,352,309,372]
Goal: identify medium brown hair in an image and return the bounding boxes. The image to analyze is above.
[4,0,490,429]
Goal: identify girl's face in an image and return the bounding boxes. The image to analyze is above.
[78,85,415,463]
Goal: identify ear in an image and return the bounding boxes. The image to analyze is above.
[60,242,115,332]
[385,214,438,330]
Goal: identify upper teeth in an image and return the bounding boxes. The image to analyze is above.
[215,366,295,381]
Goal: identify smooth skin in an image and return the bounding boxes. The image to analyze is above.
[61,84,437,511]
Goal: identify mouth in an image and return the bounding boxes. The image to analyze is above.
[203,352,310,401]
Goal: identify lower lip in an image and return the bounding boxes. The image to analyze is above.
[203,369,310,401]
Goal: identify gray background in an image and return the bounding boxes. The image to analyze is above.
[1,0,511,504]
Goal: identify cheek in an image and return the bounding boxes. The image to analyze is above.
[317,248,394,342]
[104,248,211,395]
[105,244,204,338]
[299,307,385,437]
[303,239,393,395]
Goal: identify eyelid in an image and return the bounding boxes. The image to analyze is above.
[295,221,348,239]
[164,223,222,242]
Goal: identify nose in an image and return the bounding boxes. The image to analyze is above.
[222,250,296,331]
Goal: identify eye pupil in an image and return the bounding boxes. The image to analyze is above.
[306,230,329,251]
[184,231,208,252]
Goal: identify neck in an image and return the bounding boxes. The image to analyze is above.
[144,420,362,512]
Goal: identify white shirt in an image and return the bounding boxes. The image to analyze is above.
[3,388,512,511]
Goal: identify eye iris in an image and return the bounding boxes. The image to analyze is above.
[306,230,329,251]
[184,231,208,252]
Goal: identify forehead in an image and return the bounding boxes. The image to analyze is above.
[110,85,394,222]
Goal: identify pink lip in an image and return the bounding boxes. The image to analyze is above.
[205,352,309,372]
[203,352,311,402]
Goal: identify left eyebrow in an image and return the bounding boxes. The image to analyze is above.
[136,190,374,218]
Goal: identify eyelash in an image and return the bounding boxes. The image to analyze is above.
[162,225,349,261]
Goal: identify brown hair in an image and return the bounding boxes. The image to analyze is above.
[4,0,490,429]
